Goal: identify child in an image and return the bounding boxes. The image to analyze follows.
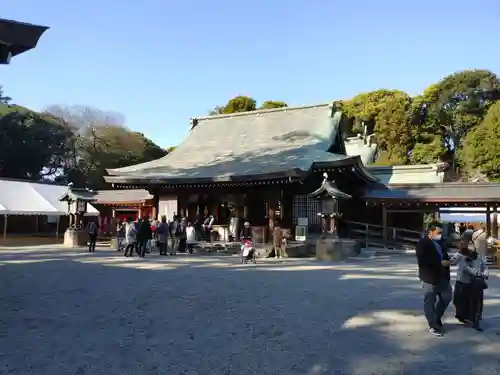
[186,221,196,254]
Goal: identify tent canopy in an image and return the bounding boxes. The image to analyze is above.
[0,179,99,216]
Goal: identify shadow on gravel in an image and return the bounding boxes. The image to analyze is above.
[1,252,499,375]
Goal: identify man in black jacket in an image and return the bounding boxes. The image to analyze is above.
[415,223,452,337]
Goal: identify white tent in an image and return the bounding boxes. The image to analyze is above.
[0,179,100,239]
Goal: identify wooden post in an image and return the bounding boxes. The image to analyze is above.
[382,206,388,248]
[365,223,369,248]
[55,216,60,238]
[35,215,39,233]
[486,205,491,237]
[3,214,7,240]
[492,208,498,238]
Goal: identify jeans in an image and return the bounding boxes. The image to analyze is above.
[138,240,148,257]
[158,241,167,255]
[422,279,452,329]
[116,237,124,251]
[168,238,178,255]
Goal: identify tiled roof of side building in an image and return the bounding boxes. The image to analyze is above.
[94,189,153,204]
[363,183,500,202]
[105,104,374,184]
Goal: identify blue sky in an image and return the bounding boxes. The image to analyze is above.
[2,1,499,148]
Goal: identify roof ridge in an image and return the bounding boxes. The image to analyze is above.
[192,102,332,124]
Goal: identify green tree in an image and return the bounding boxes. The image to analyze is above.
[423,69,500,170]
[342,89,409,135]
[373,93,413,164]
[0,85,11,104]
[259,101,288,110]
[461,101,500,180]
[222,96,256,113]
[0,105,72,179]
[45,105,166,189]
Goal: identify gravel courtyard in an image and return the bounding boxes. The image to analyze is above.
[1,246,500,375]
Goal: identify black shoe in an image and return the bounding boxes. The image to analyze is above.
[429,327,443,337]
[473,324,483,332]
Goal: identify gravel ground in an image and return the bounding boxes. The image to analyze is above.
[1,245,500,375]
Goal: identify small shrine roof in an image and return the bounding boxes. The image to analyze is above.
[59,187,96,202]
[308,173,352,200]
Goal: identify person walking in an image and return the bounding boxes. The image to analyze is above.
[415,223,452,337]
[156,216,169,256]
[124,218,137,257]
[86,220,99,253]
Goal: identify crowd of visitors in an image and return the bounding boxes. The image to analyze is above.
[111,214,267,259]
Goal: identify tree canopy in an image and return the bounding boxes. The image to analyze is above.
[2,67,499,187]
[337,69,500,178]
[0,94,166,188]
[210,96,288,115]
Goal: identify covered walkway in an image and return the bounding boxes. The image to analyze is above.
[361,182,500,247]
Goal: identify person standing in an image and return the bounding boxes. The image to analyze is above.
[124,218,137,257]
[273,220,284,259]
[156,216,169,256]
[116,220,125,251]
[168,215,180,256]
[472,223,488,262]
[186,221,196,254]
[415,223,452,337]
[137,217,152,258]
[203,214,215,243]
[178,218,187,253]
[86,219,99,253]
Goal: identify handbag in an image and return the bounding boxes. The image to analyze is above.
[473,276,488,290]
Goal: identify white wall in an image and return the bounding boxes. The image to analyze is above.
[158,194,178,220]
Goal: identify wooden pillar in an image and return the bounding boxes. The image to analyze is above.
[492,207,498,238]
[281,187,293,229]
[382,206,388,248]
[3,214,7,240]
[486,205,492,237]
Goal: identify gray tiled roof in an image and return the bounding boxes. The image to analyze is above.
[364,183,500,202]
[106,104,363,184]
[94,189,153,204]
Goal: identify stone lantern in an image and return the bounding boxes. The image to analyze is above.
[308,173,360,261]
[308,173,351,238]
[59,184,96,247]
